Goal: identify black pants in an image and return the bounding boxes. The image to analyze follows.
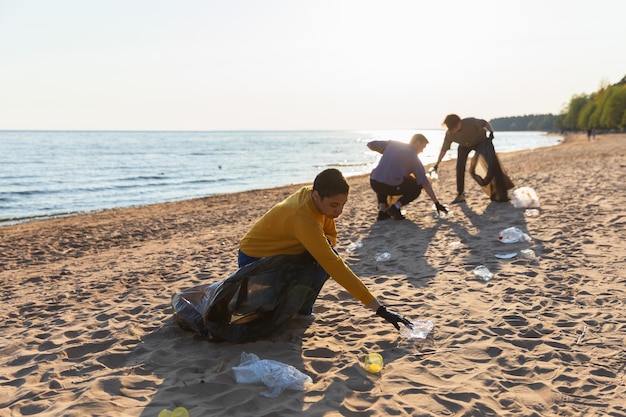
[370,177,422,207]
[456,145,479,194]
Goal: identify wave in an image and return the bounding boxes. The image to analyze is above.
[326,162,371,168]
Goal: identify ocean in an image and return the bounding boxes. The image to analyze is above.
[0,130,562,225]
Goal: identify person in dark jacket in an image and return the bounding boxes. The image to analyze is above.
[433,114,498,203]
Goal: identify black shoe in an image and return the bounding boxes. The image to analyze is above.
[386,204,405,220]
[451,193,466,204]
[377,210,391,221]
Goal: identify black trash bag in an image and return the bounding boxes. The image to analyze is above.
[469,140,514,202]
[171,252,328,343]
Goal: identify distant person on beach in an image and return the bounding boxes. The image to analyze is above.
[367,133,448,220]
[237,168,411,329]
[432,114,512,203]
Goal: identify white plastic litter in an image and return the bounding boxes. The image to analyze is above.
[232,352,312,397]
[498,227,532,243]
[524,208,541,217]
[346,241,363,252]
[473,265,494,281]
[495,252,517,259]
[448,241,462,250]
[513,187,540,208]
[432,203,452,218]
[400,320,434,340]
[375,252,391,262]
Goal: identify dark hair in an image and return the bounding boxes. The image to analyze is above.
[443,114,461,129]
[313,168,349,199]
[409,133,429,146]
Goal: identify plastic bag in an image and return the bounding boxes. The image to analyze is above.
[498,227,531,243]
[469,140,514,202]
[472,265,494,281]
[232,352,312,397]
[171,252,328,343]
[512,187,540,208]
[400,320,434,339]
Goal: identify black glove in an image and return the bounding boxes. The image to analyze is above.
[435,201,448,214]
[432,164,438,172]
[376,306,411,330]
[488,131,494,140]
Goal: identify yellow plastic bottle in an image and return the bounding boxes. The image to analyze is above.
[364,353,383,374]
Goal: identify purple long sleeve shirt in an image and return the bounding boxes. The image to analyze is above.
[368,140,428,186]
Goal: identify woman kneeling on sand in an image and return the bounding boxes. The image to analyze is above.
[173,168,411,343]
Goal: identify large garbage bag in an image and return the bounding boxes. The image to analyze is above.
[171,252,328,343]
[469,140,514,202]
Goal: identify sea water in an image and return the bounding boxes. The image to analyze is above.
[0,130,561,225]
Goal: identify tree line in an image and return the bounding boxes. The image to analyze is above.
[490,74,626,132]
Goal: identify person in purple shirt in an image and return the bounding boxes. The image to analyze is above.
[368,133,447,221]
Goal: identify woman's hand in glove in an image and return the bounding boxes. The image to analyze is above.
[376,306,411,330]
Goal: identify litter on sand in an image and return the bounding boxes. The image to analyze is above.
[232,352,312,397]
[400,320,434,340]
[495,252,517,259]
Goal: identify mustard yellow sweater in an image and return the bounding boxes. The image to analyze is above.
[239,186,375,306]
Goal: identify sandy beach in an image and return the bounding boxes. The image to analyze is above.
[1,133,624,417]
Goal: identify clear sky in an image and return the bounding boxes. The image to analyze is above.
[1,0,624,131]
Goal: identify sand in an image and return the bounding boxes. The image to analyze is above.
[1,133,624,417]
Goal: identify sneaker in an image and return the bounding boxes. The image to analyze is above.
[385,204,405,220]
[377,210,391,221]
[451,193,466,204]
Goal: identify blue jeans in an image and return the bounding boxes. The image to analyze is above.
[238,250,261,268]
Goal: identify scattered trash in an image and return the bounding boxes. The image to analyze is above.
[432,203,452,218]
[519,248,536,259]
[512,187,540,208]
[232,352,312,397]
[524,208,541,217]
[427,167,438,180]
[346,241,363,252]
[400,320,434,340]
[363,353,384,374]
[495,252,517,259]
[374,252,391,262]
[472,265,493,281]
[576,325,588,345]
[158,407,189,417]
[498,227,532,243]
[448,241,462,250]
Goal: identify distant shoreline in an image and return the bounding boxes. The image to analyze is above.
[0,131,575,228]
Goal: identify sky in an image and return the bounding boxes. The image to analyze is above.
[0,0,624,131]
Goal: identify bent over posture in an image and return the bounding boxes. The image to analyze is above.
[368,133,447,220]
[433,114,512,203]
[173,169,412,343]
[239,168,410,321]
